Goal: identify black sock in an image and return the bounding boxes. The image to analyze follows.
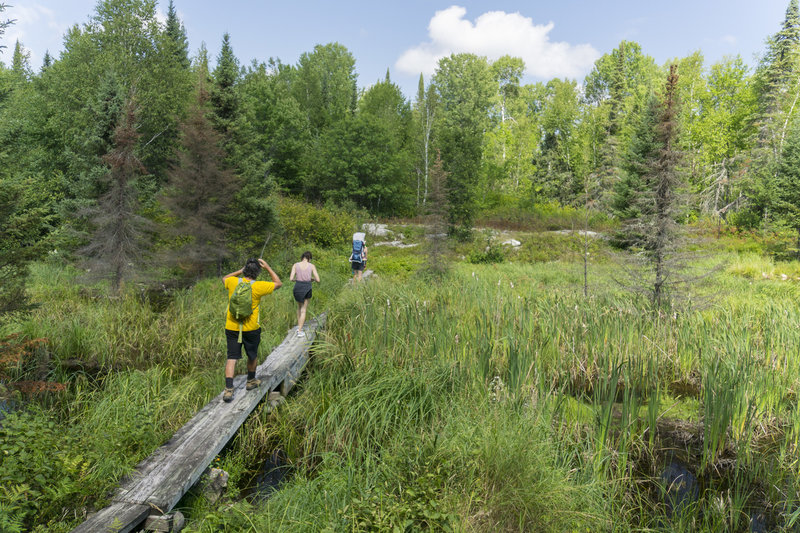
[225,377,233,389]
[247,371,256,380]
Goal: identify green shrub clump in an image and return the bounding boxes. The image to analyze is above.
[278,197,355,248]
[467,240,505,264]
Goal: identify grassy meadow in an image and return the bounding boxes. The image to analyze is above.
[2,228,800,531]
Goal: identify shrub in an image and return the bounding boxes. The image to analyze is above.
[467,239,505,264]
[277,197,355,248]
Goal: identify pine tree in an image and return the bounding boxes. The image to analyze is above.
[612,94,660,220]
[164,0,189,70]
[162,88,238,276]
[776,117,800,254]
[41,50,52,70]
[11,40,31,81]
[0,180,51,314]
[210,33,240,140]
[748,0,800,225]
[621,65,687,309]
[424,151,449,278]
[80,98,151,295]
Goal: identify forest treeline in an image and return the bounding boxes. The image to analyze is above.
[3,0,800,308]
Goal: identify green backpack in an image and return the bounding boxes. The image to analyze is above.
[229,278,255,342]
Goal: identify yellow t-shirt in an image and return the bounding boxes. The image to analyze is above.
[224,277,276,331]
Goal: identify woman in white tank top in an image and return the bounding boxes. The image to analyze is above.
[289,251,320,337]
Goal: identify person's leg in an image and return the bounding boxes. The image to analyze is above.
[225,359,237,379]
[243,329,261,390]
[224,329,241,402]
[298,299,309,331]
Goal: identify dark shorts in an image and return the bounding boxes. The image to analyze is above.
[351,261,365,272]
[225,328,260,361]
[293,281,313,303]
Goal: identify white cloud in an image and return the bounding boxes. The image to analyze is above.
[721,34,737,46]
[3,3,67,65]
[396,6,599,80]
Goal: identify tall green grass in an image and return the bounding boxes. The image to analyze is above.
[6,239,800,531]
[204,259,800,531]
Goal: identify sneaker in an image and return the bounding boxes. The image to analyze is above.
[297,330,306,337]
[222,388,234,403]
[246,378,261,391]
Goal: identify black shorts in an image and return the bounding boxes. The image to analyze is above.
[351,261,365,272]
[293,281,312,303]
[225,328,260,361]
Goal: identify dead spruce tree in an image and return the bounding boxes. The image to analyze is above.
[619,65,703,310]
[161,84,238,278]
[80,98,151,295]
[423,150,450,278]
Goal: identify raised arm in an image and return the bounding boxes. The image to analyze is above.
[312,264,321,283]
[258,258,282,289]
[222,267,243,284]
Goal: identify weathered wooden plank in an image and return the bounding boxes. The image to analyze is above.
[71,502,150,533]
[70,313,326,533]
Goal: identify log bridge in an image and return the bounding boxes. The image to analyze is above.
[71,314,326,533]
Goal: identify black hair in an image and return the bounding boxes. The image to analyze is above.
[301,251,312,261]
[242,258,261,279]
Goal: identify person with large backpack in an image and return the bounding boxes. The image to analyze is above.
[350,232,368,282]
[221,258,281,403]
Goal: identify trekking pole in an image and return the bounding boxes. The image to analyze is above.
[259,233,274,259]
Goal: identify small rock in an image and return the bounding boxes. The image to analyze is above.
[660,460,698,515]
[501,239,521,247]
[552,229,605,239]
[362,223,392,237]
[203,468,229,504]
[144,511,185,532]
[372,240,419,248]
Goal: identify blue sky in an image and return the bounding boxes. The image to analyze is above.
[3,0,792,97]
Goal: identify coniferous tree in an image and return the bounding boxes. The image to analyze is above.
[162,85,238,276]
[209,35,277,247]
[72,71,127,204]
[80,98,151,295]
[776,117,800,254]
[210,33,240,140]
[623,65,684,309]
[612,94,660,220]
[748,0,800,225]
[11,41,31,81]
[0,180,51,314]
[164,0,190,70]
[41,51,52,71]
[423,150,450,278]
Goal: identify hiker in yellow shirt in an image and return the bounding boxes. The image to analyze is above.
[222,258,281,403]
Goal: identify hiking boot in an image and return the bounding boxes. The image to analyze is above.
[222,388,234,402]
[246,378,261,391]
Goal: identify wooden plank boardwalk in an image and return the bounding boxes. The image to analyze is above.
[72,314,326,533]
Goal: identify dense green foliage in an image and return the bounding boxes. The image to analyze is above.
[2,0,800,290]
